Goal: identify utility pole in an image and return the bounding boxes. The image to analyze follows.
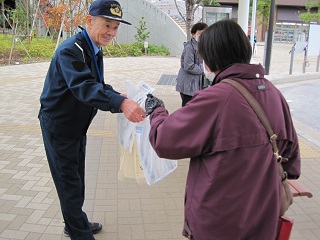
[238,0,250,36]
[265,0,276,75]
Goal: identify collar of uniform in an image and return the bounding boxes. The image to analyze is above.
[87,33,101,55]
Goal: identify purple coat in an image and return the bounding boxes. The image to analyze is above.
[149,64,300,240]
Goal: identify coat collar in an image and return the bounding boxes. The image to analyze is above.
[214,63,265,84]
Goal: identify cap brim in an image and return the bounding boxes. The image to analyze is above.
[100,15,131,25]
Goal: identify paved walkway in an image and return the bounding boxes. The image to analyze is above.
[0,42,320,240]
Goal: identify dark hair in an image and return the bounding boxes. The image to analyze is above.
[191,22,208,35]
[198,19,252,72]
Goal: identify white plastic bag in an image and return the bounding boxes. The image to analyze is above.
[136,118,178,185]
[117,80,177,185]
[117,113,135,151]
[117,81,153,152]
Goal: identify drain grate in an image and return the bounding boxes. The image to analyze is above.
[157,74,177,86]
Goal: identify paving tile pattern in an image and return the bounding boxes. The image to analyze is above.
[0,43,320,240]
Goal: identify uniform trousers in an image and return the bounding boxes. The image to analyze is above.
[40,119,94,240]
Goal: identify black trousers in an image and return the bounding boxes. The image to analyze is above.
[39,117,94,240]
[180,93,193,107]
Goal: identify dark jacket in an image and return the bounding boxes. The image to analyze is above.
[176,38,204,96]
[39,30,125,137]
[149,63,300,240]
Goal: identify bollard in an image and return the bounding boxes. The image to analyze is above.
[302,46,307,73]
[289,45,295,75]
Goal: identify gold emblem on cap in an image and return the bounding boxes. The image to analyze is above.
[110,4,122,17]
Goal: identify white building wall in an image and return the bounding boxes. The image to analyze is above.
[156,0,203,22]
[146,0,203,22]
[116,0,187,56]
[151,0,184,16]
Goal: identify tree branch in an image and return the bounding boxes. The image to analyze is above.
[174,0,186,22]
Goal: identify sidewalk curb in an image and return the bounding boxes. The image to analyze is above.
[269,72,320,85]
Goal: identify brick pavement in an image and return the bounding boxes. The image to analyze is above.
[0,43,320,240]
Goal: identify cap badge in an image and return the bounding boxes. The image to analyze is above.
[110,4,122,17]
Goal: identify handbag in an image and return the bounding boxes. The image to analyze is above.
[201,75,212,89]
[277,216,294,240]
[221,79,293,216]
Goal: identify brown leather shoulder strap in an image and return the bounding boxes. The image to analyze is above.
[221,78,280,157]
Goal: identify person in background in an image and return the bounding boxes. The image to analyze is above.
[248,33,257,55]
[145,19,300,240]
[176,22,208,107]
[38,0,145,239]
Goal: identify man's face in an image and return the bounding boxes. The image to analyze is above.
[86,15,120,47]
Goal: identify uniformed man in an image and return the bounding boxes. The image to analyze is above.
[38,0,146,239]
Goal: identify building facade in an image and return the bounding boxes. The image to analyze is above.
[149,0,316,42]
[217,0,312,42]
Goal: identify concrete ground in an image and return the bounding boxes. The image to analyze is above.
[0,42,320,240]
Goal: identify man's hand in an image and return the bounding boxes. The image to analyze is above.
[120,98,146,123]
[145,94,165,116]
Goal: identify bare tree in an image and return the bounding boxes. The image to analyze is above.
[1,0,5,32]
[174,0,185,22]
[185,0,196,40]
[176,0,218,40]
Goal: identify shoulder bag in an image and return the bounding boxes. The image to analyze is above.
[221,78,293,216]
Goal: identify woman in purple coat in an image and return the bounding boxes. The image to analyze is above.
[145,19,300,240]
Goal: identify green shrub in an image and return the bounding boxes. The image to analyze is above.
[127,43,143,56]
[108,47,126,57]
[129,45,142,56]
[0,35,56,63]
[105,42,169,57]
[148,44,170,56]
[28,38,56,58]
[0,35,170,65]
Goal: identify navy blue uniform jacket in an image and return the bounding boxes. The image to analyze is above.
[39,31,125,137]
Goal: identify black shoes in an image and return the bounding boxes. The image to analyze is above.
[64,222,102,237]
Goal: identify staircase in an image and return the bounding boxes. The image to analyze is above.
[171,15,187,33]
